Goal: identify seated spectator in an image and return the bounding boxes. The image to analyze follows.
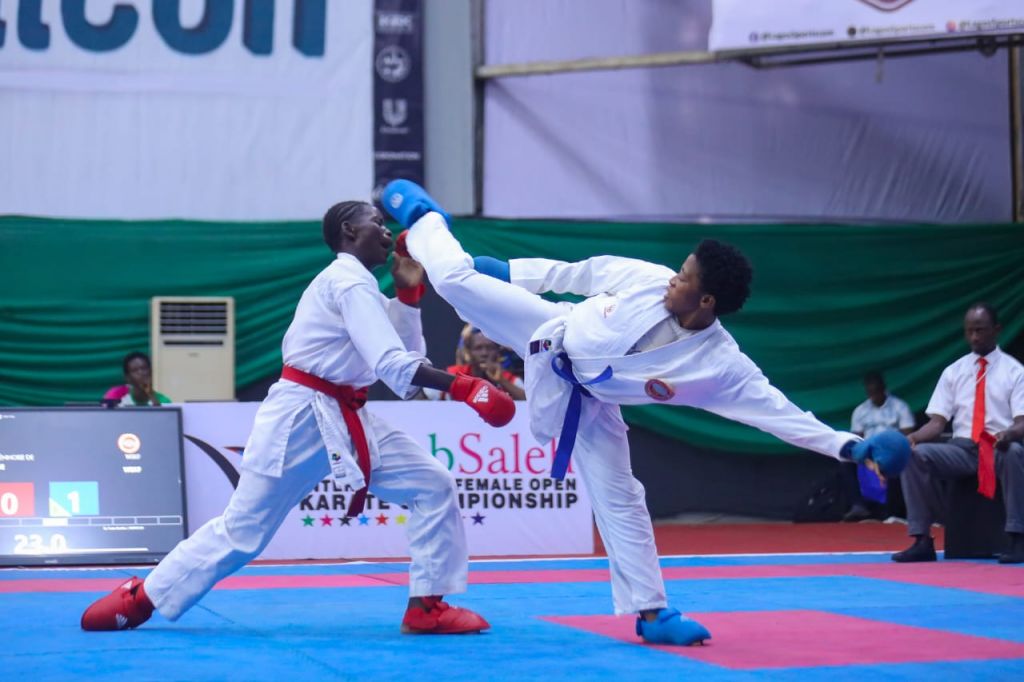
[842,371,915,521]
[103,351,172,406]
[424,325,526,401]
[894,303,1024,563]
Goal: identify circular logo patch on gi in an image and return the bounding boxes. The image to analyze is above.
[644,379,675,401]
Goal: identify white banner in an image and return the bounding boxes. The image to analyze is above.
[180,401,594,560]
[0,0,373,220]
[710,0,1024,52]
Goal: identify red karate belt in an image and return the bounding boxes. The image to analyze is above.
[972,356,997,499]
[281,365,371,516]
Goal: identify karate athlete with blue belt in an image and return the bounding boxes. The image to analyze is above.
[382,180,910,646]
[81,200,515,635]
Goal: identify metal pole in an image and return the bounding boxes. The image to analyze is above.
[476,50,720,80]
[1010,45,1023,223]
[471,0,485,216]
[475,36,1024,80]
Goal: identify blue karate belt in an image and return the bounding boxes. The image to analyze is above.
[548,351,613,479]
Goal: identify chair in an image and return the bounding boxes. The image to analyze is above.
[943,477,1009,559]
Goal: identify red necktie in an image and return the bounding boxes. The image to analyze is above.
[972,356,997,499]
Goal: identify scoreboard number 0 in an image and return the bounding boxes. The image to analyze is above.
[0,483,35,517]
[0,492,18,516]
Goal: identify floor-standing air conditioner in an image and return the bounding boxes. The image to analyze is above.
[150,297,235,401]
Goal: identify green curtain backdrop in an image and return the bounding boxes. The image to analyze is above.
[2,216,1022,455]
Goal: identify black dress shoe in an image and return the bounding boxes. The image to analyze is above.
[892,536,936,563]
[998,533,1024,564]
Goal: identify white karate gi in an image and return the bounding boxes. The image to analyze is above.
[406,212,858,614]
[145,253,468,620]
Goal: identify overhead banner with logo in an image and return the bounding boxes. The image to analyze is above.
[372,0,424,199]
[710,0,1024,52]
[0,0,375,220]
[180,402,594,560]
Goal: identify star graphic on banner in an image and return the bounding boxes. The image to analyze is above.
[375,514,389,525]
[302,515,314,527]
[471,513,485,525]
[338,516,351,526]
[320,514,333,526]
[358,515,370,526]
[395,514,408,525]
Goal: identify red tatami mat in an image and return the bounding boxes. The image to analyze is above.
[545,610,1024,669]
[7,560,1023,598]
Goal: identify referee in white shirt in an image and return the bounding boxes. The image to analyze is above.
[894,304,1024,564]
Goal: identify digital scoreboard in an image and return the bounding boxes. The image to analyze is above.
[0,407,187,566]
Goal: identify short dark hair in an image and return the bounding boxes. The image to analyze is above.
[694,239,752,316]
[322,201,370,253]
[966,301,999,326]
[122,351,151,374]
[863,371,885,387]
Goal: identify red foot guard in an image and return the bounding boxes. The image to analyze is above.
[81,577,154,631]
[401,597,490,634]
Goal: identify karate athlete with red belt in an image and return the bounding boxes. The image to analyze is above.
[381,180,911,647]
[81,200,514,634]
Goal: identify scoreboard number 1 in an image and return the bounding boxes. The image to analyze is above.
[48,482,99,517]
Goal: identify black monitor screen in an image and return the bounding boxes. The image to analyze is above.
[0,407,187,566]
